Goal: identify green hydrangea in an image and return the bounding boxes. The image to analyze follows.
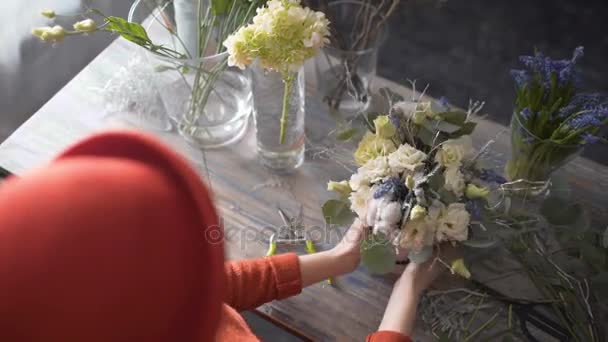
[223,0,330,73]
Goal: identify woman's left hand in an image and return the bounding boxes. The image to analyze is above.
[329,219,367,273]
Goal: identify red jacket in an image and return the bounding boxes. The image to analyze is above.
[0,131,409,342]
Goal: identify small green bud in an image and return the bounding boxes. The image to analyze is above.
[405,175,415,190]
[73,19,97,32]
[465,183,490,199]
[41,9,56,18]
[327,180,352,198]
[373,115,397,139]
[409,205,427,221]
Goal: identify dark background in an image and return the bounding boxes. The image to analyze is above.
[379,0,608,163]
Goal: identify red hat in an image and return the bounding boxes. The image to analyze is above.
[0,131,224,341]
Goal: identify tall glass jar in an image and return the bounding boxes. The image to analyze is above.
[252,65,306,173]
[129,0,253,148]
[506,113,582,182]
[314,0,387,116]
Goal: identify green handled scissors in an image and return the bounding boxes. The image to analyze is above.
[265,206,332,285]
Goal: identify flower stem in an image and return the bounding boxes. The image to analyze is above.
[279,74,295,144]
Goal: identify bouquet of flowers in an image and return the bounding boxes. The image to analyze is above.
[324,91,506,274]
[507,46,608,181]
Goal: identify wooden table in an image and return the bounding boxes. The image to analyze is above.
[1,35,607,341]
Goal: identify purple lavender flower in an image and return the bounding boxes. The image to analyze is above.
[520,107,534,121]
[568,112,603,130]
[373,177,408,201]
[479,169,507,184]
[558,93,605,118]
[515,47,583,89]
[510,69,531,88]
[582,133,601,145]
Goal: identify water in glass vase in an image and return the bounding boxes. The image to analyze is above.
[252,66,306,173]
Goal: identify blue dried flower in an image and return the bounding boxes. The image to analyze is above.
[439,96,451,110]
[572,46,584,64]
[479,169,507,184]
[373,177,408,201]
[389,113,401,128]
[516,47,583,90]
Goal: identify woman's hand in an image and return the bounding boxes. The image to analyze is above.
[299,220,366,287]
[377,245,456,336]
[328,219,367,273]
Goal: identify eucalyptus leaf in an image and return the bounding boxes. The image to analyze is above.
[438,189,459,204]
[336,127,358,141]
[423,119,462,134]
[322,199,355,226]
[437,111,467,125]
[360,234,396,274]
[450,122,477,137]
[417,126,442,147]
[408,246,433,263]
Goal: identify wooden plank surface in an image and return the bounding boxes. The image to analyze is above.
[0,35,607,341]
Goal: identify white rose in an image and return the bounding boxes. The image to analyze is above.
[435,136,474,168]
[349,186,371,224]
[443,166,466,198]
[388,144,427,174]
[436,203,470,242]
[359,156,393,184]
[399,218,435,251]
[349,172,368,191]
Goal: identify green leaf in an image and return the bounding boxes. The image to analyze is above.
[322,199,355,226]
[360,233,396,274]
[451,122,477,137]
[416,126,442,147]
[438,189,459,204]
[105,16,151,46]
[336,127,358,141]
[437,111,467,125]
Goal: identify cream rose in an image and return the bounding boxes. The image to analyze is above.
[436,203,470,242]
[349,186,372,224]
[443,166,466,198]
[388,144,427,174]
[435,136,474,168]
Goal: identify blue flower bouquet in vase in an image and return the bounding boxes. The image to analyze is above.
[506,47,608,182]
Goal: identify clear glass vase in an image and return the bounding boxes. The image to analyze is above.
[314,0,387,116]
[506,113,582,182]
[129,0,253,148]
[251,65,306,173]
